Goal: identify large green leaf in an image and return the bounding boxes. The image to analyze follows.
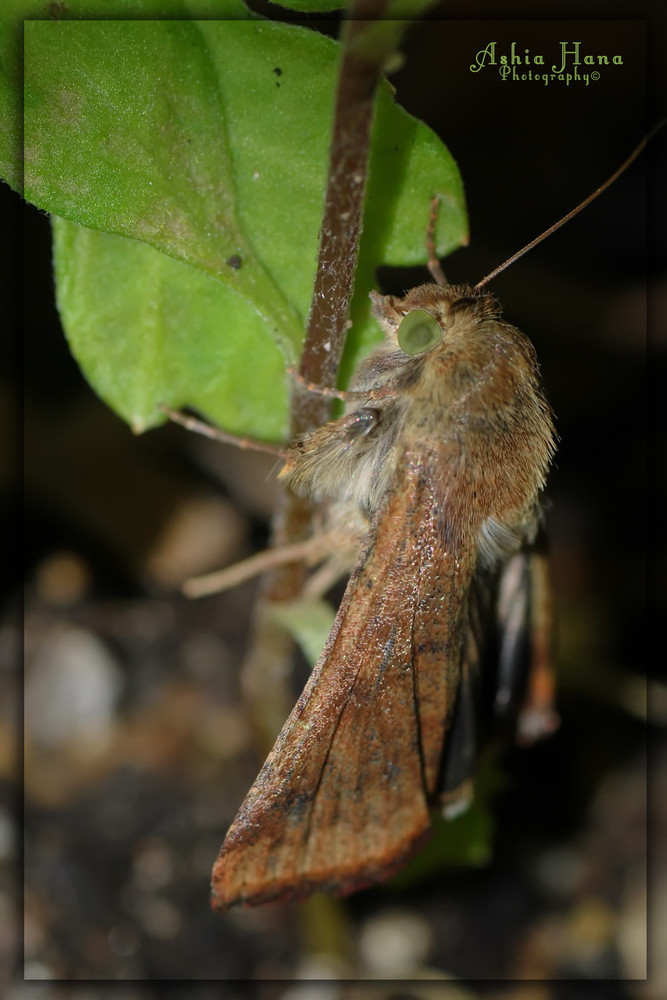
[268,1,438,16]
[23,17,467,438]
[1,1,254,192]
[268,0,345,10]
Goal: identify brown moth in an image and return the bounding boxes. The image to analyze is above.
[210,278,556,912]
[205,129,656,913]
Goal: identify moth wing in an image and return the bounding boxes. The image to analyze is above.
[496,539,558,743]
[211,456,470,911]
[437,636,481,811]
[438,527,558,808]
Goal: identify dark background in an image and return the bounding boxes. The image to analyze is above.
[12,1,666,989]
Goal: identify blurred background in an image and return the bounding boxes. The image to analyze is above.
[9,1,666,991]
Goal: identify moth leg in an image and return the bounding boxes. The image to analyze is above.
[285,366,368,402]
[182,530,342,598]
[517,545,560,744]
[426,196,448,286]
[159,404,287,458]
[183,497,365,599]
[301,551,356,599]
[278,407,382,494]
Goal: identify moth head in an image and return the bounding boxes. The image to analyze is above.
[369,284,497,355]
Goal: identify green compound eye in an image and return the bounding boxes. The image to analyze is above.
[396,309,442,356]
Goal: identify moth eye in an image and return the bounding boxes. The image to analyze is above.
[396,309,442,356]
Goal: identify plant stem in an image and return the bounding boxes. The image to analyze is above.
[242,3,416,753]
[294,1,392,433]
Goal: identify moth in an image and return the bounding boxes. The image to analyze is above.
[206,273,557,911]
[174,131,652,914]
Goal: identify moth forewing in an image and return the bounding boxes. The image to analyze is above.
[211,281,557,911]
[211,466,440,910]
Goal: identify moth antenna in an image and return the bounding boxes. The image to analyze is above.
[474,120,666,291]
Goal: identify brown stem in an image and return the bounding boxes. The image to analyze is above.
[294,1,392,434]
[241,3,415,753]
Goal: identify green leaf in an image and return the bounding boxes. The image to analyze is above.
[266,598,337,668]
[1,1,254,193]
[268,0,346,11]
[266,1,437,15]
[23,18,467,438]
[52,220,289,439]
[387,753,507,884]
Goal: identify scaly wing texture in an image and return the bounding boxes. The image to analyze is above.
[211,454,473,911]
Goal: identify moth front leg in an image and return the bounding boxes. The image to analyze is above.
[280,406,382,498]
[285,366,368,402]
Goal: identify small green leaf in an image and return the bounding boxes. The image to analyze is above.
[266,598,337,668]
[387,752,507,884]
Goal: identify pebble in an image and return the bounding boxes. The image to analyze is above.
[25,626,123,751]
